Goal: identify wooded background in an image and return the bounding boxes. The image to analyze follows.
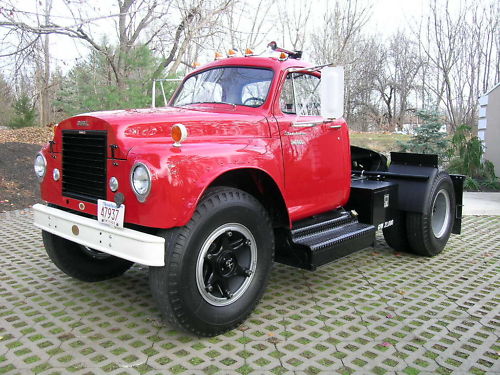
[0,0,498,132]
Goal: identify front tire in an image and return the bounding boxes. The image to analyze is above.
[406,172,455,256]
[42,231,134,282]
[149,187,274,336]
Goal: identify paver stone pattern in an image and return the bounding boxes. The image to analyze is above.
[0,209,498,374]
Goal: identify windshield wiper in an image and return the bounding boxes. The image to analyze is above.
[179,101,236,109]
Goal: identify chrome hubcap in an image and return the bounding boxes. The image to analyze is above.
[431,189,451,238]
[196,223,257,306]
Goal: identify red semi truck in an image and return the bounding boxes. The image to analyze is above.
[33,50,464,336]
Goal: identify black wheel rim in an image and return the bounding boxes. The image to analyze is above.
[196,223,257,306]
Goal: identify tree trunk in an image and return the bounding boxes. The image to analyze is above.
[39,0,52,126]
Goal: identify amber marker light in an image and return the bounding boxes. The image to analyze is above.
[214,52,223,60]
[193,61,201,68]
[171,123,188,147]
[227,49,237,57]
[244,48,254,56]
[278,52,288,61]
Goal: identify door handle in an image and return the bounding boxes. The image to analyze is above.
[329,125,342,129]
[284,131,307,136]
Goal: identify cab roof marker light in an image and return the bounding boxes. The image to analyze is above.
[278,52,288,61]
[244,48,254,57]
[227,49,237,57]
[214,52,223,60]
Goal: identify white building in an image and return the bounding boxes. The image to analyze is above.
[478,83,500,176]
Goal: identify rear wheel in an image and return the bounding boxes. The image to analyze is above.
[42,231,134,282]
[406,172,455,256]
[149,187,274,336]
[383,211,410,252]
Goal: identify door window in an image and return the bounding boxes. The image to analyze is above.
[280,73,321,116]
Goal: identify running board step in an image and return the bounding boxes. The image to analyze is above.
[275,210,376,270]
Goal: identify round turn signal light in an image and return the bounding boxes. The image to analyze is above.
[171,123,188,147]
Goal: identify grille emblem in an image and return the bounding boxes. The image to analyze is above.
[77,120,89,127]
[78,203,85,210]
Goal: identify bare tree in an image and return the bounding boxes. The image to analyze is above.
[416,0,499,130]
[37,0,52,126]
[310,0,373,124]
[374,32,422,130]
[0,0,236,121]
[276,0,311,51]
[210,0,275,53]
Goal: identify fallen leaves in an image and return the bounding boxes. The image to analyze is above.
[0,126,53,145]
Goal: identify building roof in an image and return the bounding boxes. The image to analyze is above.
[479,82,500,98]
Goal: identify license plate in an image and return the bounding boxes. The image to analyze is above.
[97,200,125,228]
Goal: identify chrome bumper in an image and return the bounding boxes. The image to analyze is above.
[33,204,165,266]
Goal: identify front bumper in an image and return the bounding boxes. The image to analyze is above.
[33,204,165,266]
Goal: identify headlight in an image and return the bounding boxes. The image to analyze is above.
[130,163,151,201]
[34,153,47,180]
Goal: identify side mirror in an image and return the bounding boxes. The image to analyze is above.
[320,66,344,119]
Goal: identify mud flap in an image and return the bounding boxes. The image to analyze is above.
[449,174,465,234]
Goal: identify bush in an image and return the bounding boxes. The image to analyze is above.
[447,124,499,191]
[8,95,36,129]
[397,110,449,163]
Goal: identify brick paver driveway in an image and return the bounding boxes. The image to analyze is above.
[0,209,499,374]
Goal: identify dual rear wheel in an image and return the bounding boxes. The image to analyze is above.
[383,172,455,256]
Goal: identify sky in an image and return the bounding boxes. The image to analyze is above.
[370,0,425,35]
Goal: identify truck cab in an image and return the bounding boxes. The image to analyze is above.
[33,51,463,336]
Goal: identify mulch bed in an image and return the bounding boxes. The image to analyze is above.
[0,127,53,213]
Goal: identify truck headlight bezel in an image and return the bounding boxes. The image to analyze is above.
[34,153,47,181]
[130,163,151,202]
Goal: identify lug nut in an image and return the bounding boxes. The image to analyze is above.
[227,231,232,237]
[225,290,233,299]
[244,269,253,277]
[245,239,251,246]
[206,284,213,292]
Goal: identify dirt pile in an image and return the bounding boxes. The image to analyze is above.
[0,126,50,212]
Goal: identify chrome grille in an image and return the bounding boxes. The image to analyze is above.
[62,130,107,203]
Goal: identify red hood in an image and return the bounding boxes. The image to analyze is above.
[55,106,271,158]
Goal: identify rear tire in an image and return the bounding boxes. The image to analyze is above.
[42,231,134,282]
[406,172,455,256]
[149,187,274,337]
[383,211,410,252]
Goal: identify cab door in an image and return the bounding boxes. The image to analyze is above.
[274,72,349,221]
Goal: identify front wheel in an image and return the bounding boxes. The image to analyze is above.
[406,172,455,256]
[42,231,134,282]
[149,187,274,336]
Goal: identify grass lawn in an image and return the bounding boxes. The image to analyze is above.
[349,131,410,153]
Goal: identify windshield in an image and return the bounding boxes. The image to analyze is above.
[173,67,274,108]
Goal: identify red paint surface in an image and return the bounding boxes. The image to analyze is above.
[39,56,351,229]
